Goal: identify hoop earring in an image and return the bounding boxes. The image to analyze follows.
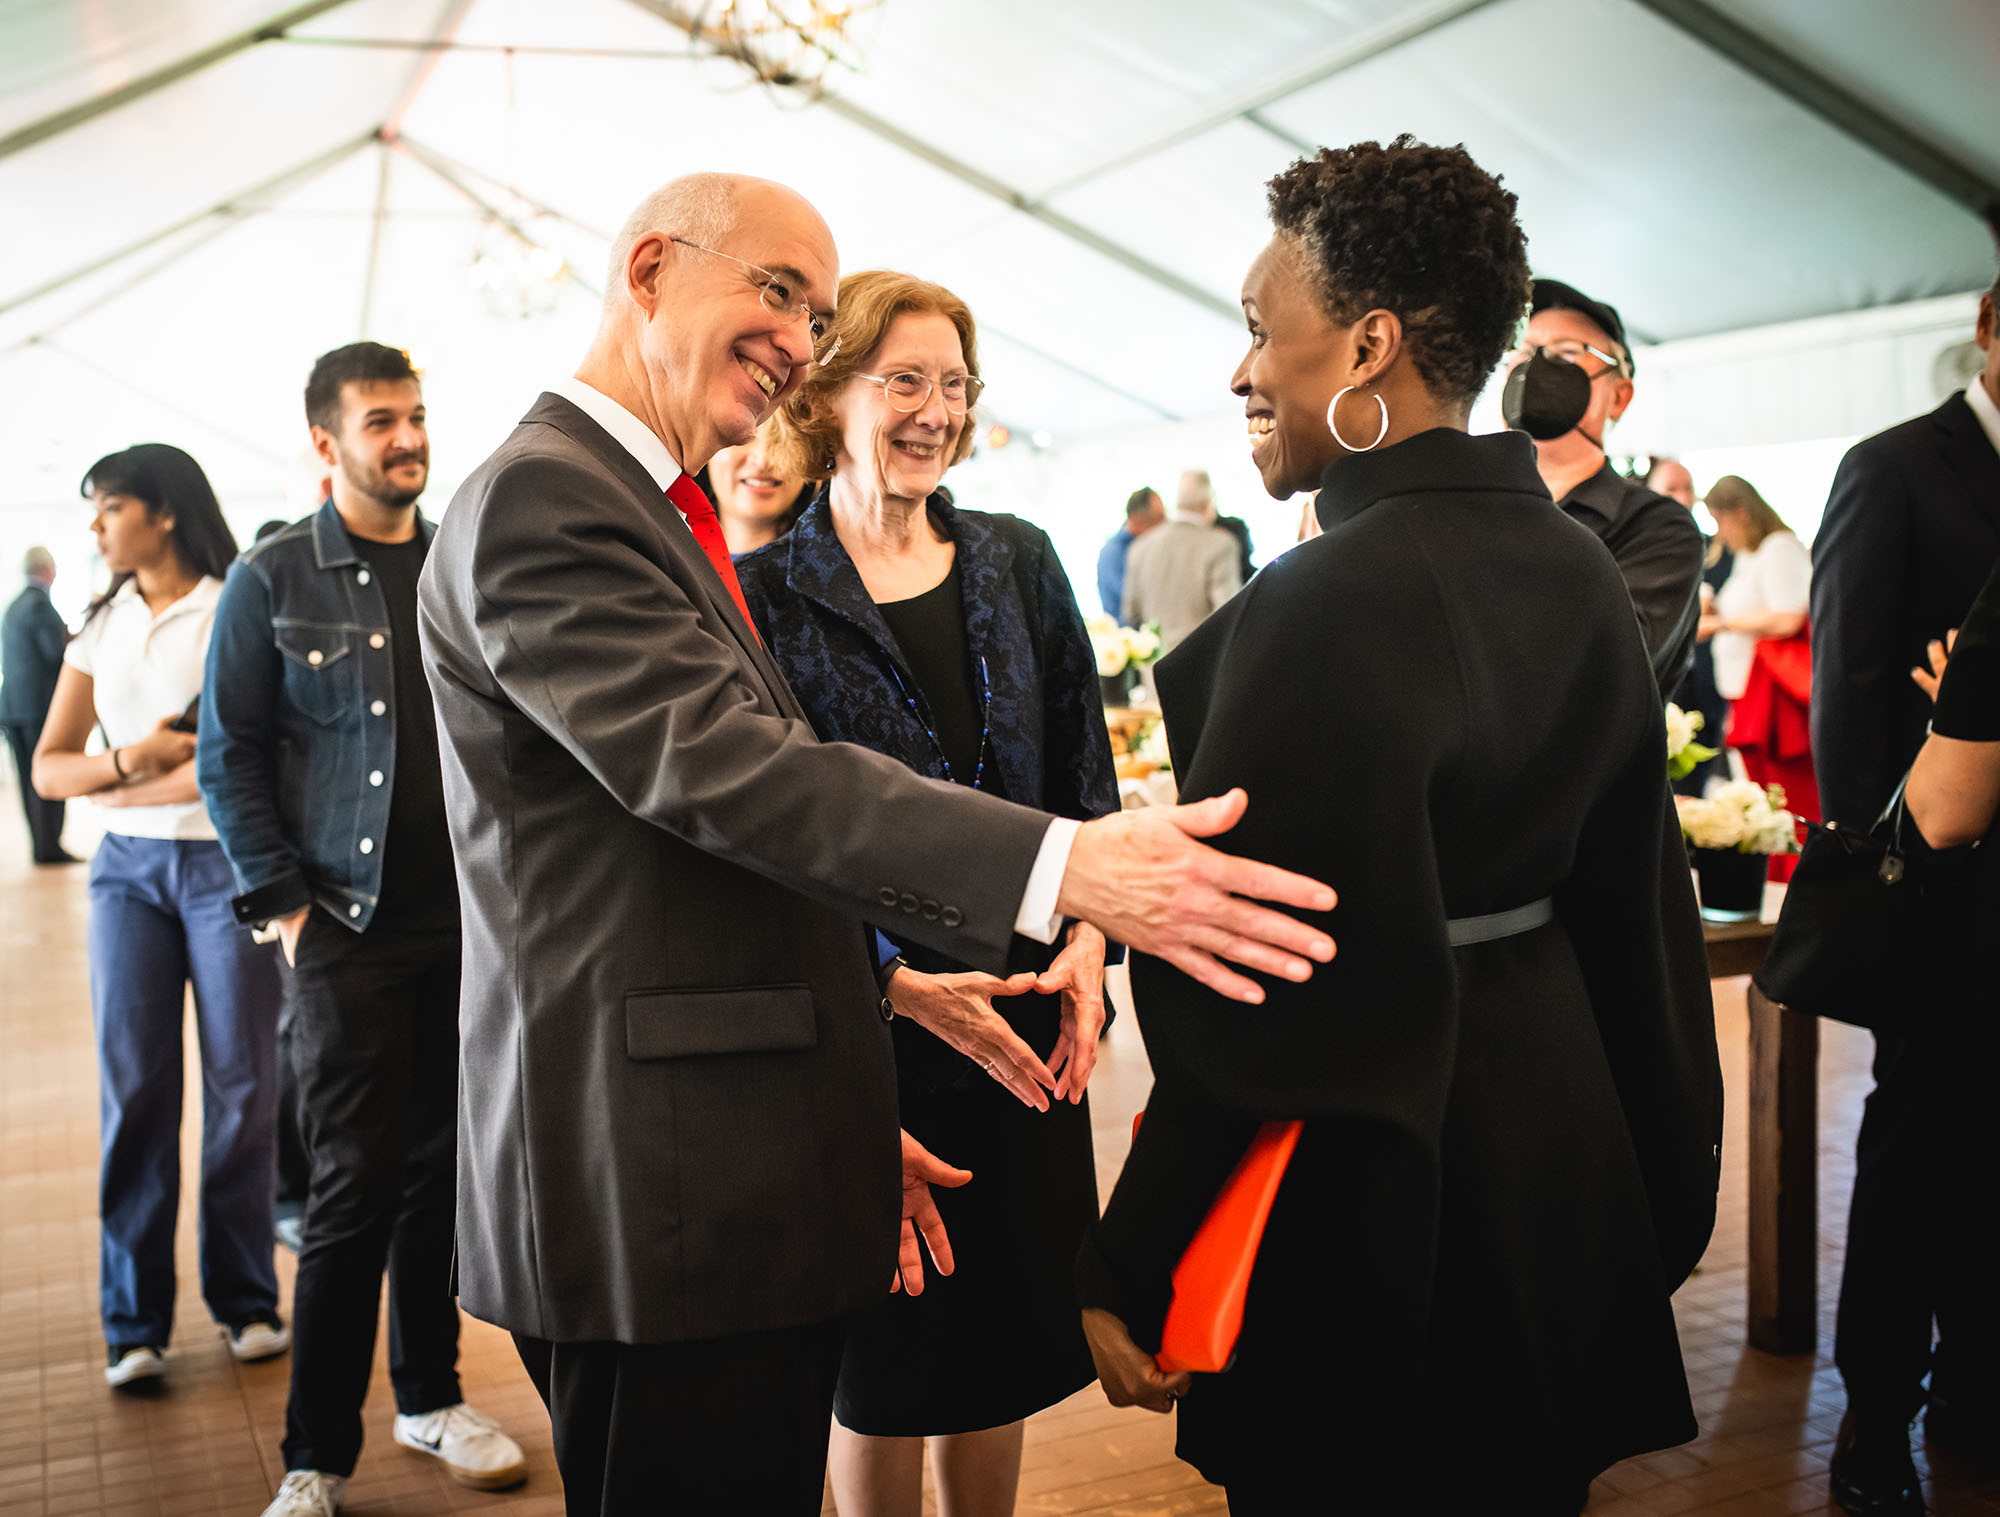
[1326,386,1389,452]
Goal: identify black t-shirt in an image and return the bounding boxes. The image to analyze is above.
[877,567,984,786]
[361,534,457,931]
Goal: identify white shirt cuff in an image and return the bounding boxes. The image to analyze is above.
[1012,817,1081,944]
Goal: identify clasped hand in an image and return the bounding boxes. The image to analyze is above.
[890,920,1107,1111]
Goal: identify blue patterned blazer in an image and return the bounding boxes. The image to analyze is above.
[736,491,1121,979]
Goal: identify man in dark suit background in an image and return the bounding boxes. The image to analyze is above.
[418,172,1337,1515]
[1813,272,2000,1516]
[2,546,74,864]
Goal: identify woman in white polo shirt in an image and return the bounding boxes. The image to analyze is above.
[32,444,287,1391]
[1701,474,1813,708]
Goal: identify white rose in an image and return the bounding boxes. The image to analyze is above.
[1664,704,1695,757]
[1713,779,1766,813]
[1679,799,1745,850]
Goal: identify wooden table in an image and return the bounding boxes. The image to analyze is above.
[1703,886,1818,1354]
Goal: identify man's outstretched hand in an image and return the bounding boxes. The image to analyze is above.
[1056,788,1336,1004]
[894,1130,971,1295]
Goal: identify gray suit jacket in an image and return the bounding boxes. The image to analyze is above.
[1122,518,1242,652]
[418,394,1051,1345]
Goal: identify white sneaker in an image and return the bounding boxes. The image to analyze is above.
[105,1345,166,1389]
[228,1317,291,1362]
[393,1402,527,1489]
[259,1470,344,1516]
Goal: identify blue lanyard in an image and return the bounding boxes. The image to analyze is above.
[884,651,990,791]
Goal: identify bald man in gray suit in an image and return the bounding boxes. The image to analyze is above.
[1123,470,1244,651]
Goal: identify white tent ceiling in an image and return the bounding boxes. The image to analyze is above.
[2,0,1996,526]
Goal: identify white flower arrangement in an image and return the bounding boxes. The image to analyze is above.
[1086,614,1162,677]
[1677,781,1800,856]
[1665,702,1719,781]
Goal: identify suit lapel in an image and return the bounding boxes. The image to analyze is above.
[1933,392,2000,536]
[524,393,808,719]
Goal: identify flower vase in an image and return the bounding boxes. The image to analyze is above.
[1692,846,1767,921]
[1100,669,1135,707]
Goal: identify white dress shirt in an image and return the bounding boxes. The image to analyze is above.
[546,376,1076,943]
[1964,377,2000,461]
[62,576,222,840]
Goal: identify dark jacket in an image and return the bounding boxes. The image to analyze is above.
[198,499,434,930]
[737,492,1118,853]
[1082,429,1721,1499]
[418,393,1053,1346]
[1560,463,1704,697]
[1810,390,2000,824]
[1,582,66,732]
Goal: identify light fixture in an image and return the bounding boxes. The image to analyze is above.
[683,0,882,90]
[468,213,570,320]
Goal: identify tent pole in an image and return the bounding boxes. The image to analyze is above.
[1028,0,1502,205]
[0,0,364,165]
[358,143,395,338]
[1630,0,1999,218]
[383,0,481,140]
[391,137,604,301]
[0,130,380,322]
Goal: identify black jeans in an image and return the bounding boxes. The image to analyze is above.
[281,913,462,1476]
[514,1320,847,1516]
[4,723,65,861]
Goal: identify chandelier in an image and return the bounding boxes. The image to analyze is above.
[468,214,571,321]
[681,0,882,90]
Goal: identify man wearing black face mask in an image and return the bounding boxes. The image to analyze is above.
[1505,279,1703,696]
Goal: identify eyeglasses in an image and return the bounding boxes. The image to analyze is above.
[1511,339,1629,379]
[857,371,985,414]
[669,236,841,365]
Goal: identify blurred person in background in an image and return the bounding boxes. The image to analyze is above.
[1123,469,1242,652]
[704,433,813,556]
[32,444,286,1392]
[1813,264,2000,1517]
[1651,459,1730,796]
[1506,279,1703,696]
[1098,485,1164,620]
[740,267,1119,1517]
[1699,475,1816,855]
[3,545,74,863]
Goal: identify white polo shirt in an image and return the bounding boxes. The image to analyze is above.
[62,575,223,840]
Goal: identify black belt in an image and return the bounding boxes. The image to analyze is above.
[1445,896,1555,947]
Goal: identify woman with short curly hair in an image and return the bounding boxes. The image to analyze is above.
[1075,137,1724,1512]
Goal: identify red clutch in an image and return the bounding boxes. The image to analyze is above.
[1130,1112,1303,1375]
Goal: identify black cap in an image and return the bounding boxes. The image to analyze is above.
[1531,278,1633,375]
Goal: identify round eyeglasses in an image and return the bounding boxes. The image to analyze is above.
[858,371,984,414]
[669,236,841,365]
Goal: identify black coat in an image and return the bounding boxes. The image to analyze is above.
[1080,428,1722,1505]
[1811,390,2000,824]
[1,582,66,732]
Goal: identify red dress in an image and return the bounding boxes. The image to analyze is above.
[1726,629,1817,881]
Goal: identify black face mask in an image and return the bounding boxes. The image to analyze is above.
[1501,352,1598,445]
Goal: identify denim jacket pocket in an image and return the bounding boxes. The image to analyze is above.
[274,624,356,727]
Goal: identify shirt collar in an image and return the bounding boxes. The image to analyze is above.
[1963,378,2000,462]
[1558,460,1635,523]
[548,376,687,493]
[1168,509,1211,527]
[110,574,221,622]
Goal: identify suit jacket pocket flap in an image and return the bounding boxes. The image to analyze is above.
[624,984,817,1059]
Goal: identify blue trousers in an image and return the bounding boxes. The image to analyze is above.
[87,833,283,1349]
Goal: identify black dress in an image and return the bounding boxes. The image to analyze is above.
[1077,429,1724,1512]
[735,497,1116,1437]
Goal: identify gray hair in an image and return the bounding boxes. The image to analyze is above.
[22,545,54,579]
[602,174,739,315]
[1176,469,1214,515]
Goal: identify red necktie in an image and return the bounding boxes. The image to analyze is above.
[666,471,761,645]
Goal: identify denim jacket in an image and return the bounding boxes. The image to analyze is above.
[198,499,434,931]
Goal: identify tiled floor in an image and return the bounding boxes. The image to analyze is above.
[1,791,1995,1515]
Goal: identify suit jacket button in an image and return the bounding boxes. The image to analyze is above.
[921,899,940,921]
[877,887,898,907]
[941,906,963,928]
[899,893,919,914]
